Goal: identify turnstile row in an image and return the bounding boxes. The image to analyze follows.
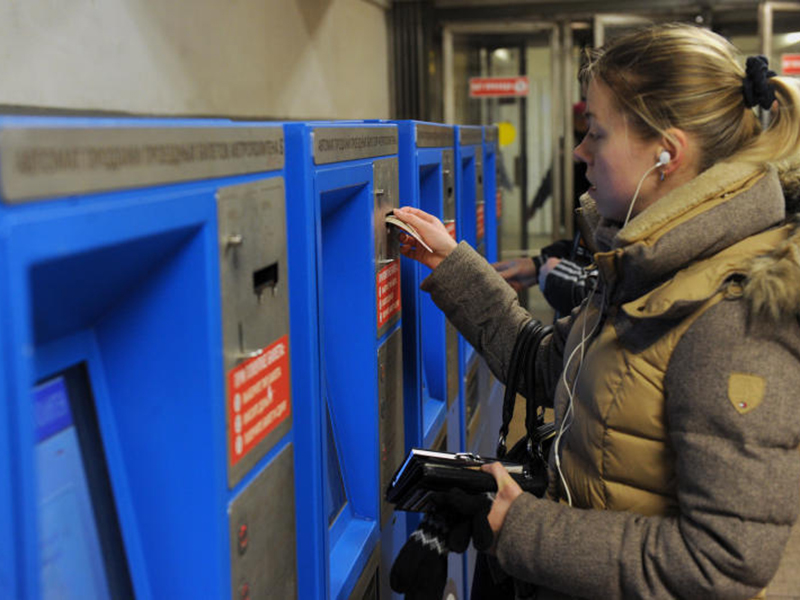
[0,118,502,600]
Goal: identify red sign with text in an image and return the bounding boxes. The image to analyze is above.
[377,260,401,328]
[477,203,485,240]
[496,189,502,219]
[782,54,800,75]
[228,335,291,466]
[469,77,529,98]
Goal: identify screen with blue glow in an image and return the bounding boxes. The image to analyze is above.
[34,374,113,600]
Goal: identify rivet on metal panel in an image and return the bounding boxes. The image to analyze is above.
[227,234,244,248]
[239,348,263,360]
[375,188,386,195]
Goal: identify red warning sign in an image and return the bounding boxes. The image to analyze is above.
[477,202,485,241]
[446,220,456,240]
[469,77,529,98]
[496,189,502,220]
[782,54,800,75]
[228,335,291,466]
[377,260,401,329]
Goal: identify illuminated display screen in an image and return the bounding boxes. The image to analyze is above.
[34,365,133,599]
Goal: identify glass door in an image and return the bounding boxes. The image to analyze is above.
[760,2,800,78]
[443,22,558,309]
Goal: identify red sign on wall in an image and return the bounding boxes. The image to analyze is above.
[445,220,456,240]
[477,203,485,240]
[228,335,291,466]
[377,259,401,329]
[782,54,800,75]
[496,189,502,220]
[469,77,529,98]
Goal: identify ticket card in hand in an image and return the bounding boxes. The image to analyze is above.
[385,448,546,513]
[385,212,434,253]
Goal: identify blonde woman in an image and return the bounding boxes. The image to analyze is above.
[393,24,800,599]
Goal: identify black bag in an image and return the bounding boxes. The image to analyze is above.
[496,319,554,481]
[472,318,553,600]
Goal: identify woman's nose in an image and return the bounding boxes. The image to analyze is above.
[573,138,590,164]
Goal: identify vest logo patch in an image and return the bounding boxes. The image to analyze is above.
[728,372,766,414]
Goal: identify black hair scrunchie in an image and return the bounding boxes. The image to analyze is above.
[743,55,777,110]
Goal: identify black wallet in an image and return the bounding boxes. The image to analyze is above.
[385,448,547,512]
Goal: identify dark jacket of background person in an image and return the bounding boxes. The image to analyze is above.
[419,161,800,599]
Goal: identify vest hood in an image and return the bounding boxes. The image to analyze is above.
[579,162,798,320]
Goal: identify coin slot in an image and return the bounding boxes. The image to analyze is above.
[253,262,278,296]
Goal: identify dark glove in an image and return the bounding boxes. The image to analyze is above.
[390,512,449,600]
[433,488,494,553]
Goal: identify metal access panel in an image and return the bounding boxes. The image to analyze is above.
[465,357,481,450]
[228,444,298,600]
[379,328,404,526]
[475,145,486,256]
[442,148,460,410]
[217,177,292,488]
[374,157,402,339]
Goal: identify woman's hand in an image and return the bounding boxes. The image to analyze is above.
[482,462,524,550]
[392,206,458,270]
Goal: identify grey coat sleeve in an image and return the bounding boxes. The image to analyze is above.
[495,299,800,599]
[420,242,570,404]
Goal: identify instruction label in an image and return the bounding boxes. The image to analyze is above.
[477,202,485,241]
[377,260,401,329]
[228,335,291,466]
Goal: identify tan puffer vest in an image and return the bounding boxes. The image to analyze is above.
[552,225,791,515]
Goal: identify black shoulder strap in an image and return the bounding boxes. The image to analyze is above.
[496,319,552,458]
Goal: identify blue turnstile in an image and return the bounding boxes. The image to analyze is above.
[0,117,312,599]
[483,125,499,265]
[453,125,486,457]
[284,122,406,600]
[394,120,467,599]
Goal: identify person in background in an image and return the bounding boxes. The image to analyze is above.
[495,101,596,317]
[392,23,800,600]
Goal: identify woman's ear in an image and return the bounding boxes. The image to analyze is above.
[659,128,697,177]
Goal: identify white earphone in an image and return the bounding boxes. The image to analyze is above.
[555,149,674,505]
[622,150,671,228]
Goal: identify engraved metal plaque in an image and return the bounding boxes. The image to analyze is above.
[217,177,292,488]
[484,125,498,145]
[0,125,284,203]
[379,328,404,526]
[415,123,454,148]
[229,444,297,600]
[459,125,483,146]
[374,157,401,339]
[312,126,398,165]
[348,546,380,600]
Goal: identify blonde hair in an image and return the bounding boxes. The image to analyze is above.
[582,23,800,171]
